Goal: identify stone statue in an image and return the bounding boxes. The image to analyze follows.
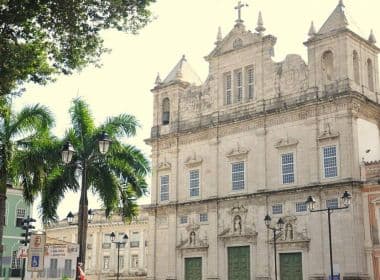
[233,215,242,234]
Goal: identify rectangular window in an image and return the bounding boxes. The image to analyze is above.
[272,204,283,215]
[246,67,254,99]
[235,70,243,102]
[225,73,232,105]
[199,213,208,222]
[16,208,26,227]
[49,259,58,278]
[189,169,200,197]
[64,259,72,277]
[130,231,140,248]
[295,202,307,213]
[326,198,339,209]
[323,146,337,178]
[102,234,111,249]
[131,255,139,269]
[180,216,188,224]
[282,153,295,184]
[103,256,110,269]
[232,161,245,190]
[160,175,169,202]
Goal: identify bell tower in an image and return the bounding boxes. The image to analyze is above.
[305,0,380,101]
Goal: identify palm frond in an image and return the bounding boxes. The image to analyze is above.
[101,114,140,138]
[40,165,79,223]
[87,162,119,217]
[69,98,95,140]
[8,104,54,137]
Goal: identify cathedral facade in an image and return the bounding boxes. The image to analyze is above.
[146,1,380,279]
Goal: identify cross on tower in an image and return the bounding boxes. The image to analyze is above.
[235,1,248,24]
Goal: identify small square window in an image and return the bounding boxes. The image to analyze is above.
[272,204,283,215]
[326,198,339,209]
[295,202,307,213]
[180,216,188,224]
[199,213,208,222]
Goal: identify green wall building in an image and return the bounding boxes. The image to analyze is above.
[1,185,32,279]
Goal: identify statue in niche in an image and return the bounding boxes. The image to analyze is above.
[189,231,196,245]
[233,215,242,234]
[284,223,294,241]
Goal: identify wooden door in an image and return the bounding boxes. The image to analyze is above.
[228,246,250,280]
[280,252,303,280]
[185,257,202,280]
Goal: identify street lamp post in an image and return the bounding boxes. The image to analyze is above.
[61,132,111,280]
[264,214,284,280]
[110,232,128,280]
[305,191,352,280]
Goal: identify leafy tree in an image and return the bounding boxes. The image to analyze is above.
[17,98,150,268]
[0,0,155,96]
[0,96,54,260]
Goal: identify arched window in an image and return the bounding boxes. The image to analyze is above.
[367,58,374,92]
[162,98,170,125]
[322,50,334,82]
[353,51,360,85]
[233,38,243,49]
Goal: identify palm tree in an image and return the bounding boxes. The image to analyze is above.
[0,96,54,263]
[26,98,150,269]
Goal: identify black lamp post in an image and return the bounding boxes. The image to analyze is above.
[110,232,128,280]
[264,214,284,280]
[61,132,111,280]
[305,191,352,280]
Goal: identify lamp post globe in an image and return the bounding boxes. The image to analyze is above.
[98,131,111,155]
[305,195,316,211]
[61,141,75,164]
[67,211,74,224]
[264,214,271,228]
[341,191,352,207]
[277,218,285,230]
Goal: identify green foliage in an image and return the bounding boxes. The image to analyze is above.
[0,0,155,96]
[32,98,150,223]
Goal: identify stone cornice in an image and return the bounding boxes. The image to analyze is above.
[147,91,380,148]
[146,179,363,210]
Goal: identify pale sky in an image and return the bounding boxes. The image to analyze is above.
[13,0,380,226]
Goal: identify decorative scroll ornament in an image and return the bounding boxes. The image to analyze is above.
[226,143,250,160]
[157,160,171,171]
[275,136,299,149]
[184,153,203,168]
[318,123,339,140]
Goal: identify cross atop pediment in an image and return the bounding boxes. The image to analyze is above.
[234,1,248,24]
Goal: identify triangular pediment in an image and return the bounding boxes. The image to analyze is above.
[206,24,262,60]
[318,2,348,35]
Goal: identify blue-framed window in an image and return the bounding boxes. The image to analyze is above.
[281,153,295,184]
[296,202,307,212]
[323,146,337,178]
[272,204,283,215]
[189,170,200,197]
[160,175,169,202]
[232,162,245,190]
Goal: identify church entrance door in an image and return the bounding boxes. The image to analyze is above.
[185,257,202,280]
[227,246,250,280]
[279,252,303,280]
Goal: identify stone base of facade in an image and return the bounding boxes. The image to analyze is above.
[343,274,370,280]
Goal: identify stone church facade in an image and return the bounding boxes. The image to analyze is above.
[146,1,380,279]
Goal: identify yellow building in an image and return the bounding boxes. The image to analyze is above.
[45,208,149,280]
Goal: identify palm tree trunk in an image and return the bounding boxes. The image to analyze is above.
[77,161,88,273]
